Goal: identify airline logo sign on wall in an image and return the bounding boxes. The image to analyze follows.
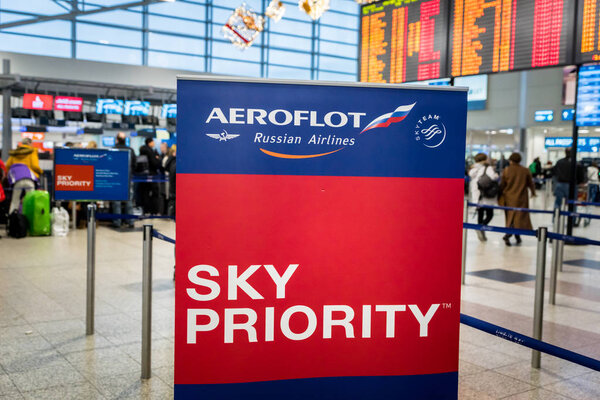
[54,96,83,112]
[23,94,54,110]
[176,77,467,399]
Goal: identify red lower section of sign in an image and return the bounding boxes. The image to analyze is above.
[175,173,462,385]
[54,165,94,191]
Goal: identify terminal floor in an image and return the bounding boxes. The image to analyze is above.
[0,200,599,399]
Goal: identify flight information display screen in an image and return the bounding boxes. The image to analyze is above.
[576,0,600,63]
[450,0,575,77]
[576,63,600,126]
[359,0,449,83]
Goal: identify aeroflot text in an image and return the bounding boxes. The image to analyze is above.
[186,264,443,344]
[206,108,366,128]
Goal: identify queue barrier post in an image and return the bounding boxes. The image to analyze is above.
[462,198,468,285]
[549,208,561,305]
[141,224,153,379]
[86,203,96,336]
[532,227,548,369]
[72,201,77,231]
[558,198,566,272]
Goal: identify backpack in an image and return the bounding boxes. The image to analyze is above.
[477,166,500,198]
[7,211,28,238]
[7,163,38,185]
[135,155,150,175]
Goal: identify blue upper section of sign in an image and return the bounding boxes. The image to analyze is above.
[177,78,467,178]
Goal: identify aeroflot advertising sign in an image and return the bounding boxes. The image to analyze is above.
[176,77,467,399]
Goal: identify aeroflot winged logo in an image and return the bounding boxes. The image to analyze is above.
[204,103,419,159]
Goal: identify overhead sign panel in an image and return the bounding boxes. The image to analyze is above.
[175,77,467,399]
[360,0,449,83]
[53,148,131,201]
[124,100,150,116]
[96,99,124,114]
[575,0,600,63]
[451,0,575,77]
[23,94,54,110]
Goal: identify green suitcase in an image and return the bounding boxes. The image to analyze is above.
[22,190,51,236]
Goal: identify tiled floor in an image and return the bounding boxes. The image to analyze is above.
[0,196,599,399]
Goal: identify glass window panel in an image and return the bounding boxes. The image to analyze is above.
[213,7,236,22]
[212,41,261,62]
[319,40,356,58]
[320,11,358,29]
[214,1,262,12]
[148,51,205,72]
[77,23,141,47]
[149,15,205,36]
[4,20,71,40]
[0,33,70,58]
[328,0,359,14]
[148,2,205,19]
[149,33,205,55]
[0,12,31,24]
[268,33,311,52]
[78,10,142,28]
[211,58,261,77]
[269,19,311,36]
[279,1,313,21]
[269,49,311,67]
[0,0,64,15]
[319,26,357,44]
[268,65,311,80]
[318,55,356,73]
[318,70,356,82]
[77,43,141,65]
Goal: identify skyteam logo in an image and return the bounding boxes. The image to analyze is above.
[415,114,446,149]
[360,104,416,134]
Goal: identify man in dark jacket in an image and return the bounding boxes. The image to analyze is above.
[553,148,585,209]
[138,138,161,214]
[112,132,135,228]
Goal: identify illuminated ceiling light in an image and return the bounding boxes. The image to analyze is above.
[266,0,285,22]
[99,40,109,44]
[299,0,329,20]
[222,4,265,49]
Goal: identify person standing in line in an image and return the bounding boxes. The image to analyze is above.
[499,153,536,246]
[588,162,599,203]
[138,138,162,214]
[112,132,136,228]
[6,138,42,213]
[552,148,585,209]
[469,153,499,242]
[496,154,509,174]
[165,145,176,217]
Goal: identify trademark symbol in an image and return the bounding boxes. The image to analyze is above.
[442,303,452,309]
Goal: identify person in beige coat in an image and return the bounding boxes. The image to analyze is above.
[499,152,536,246]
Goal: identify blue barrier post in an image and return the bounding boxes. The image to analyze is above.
[142,224,153,379]
[532,227,548,368]
[549,207,561,305]
[86,203,96,336]
[462,198,468,285]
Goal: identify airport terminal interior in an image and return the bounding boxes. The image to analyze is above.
[1,0,600,399]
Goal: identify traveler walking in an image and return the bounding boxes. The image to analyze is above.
[499,153,536,246]
[112,132,136,228]
[469,153,499,242]
[6,138,42,213]
[138,138,162,214]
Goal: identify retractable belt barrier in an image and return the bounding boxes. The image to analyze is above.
[560,210,600,220]
[461,314,600,372]
[467,202,554,214]
[132,175,169,183]
[568,200,600,207]
[463,222,537,237]
[152,230,175,245]
[95,213,174,221]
